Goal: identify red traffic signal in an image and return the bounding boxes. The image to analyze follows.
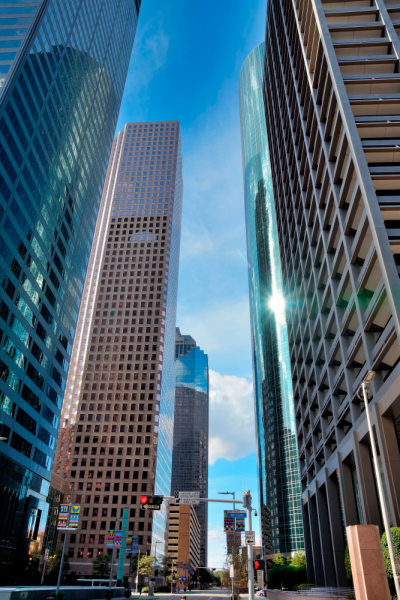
[193,567,197,571]
[211,568,216,571]
[254,560,265,571]
[140,495,164,510]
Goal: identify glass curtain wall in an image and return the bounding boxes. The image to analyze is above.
[239,42,304,555]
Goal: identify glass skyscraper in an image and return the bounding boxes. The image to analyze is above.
[0,0,141,582]
[171,328,209,567]
[239,43,304,556]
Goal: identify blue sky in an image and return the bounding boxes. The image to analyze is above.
[116,0,267,568]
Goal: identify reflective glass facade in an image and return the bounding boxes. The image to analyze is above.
[55,120,183,573]
[0,0,41,92]
[0,0,141,581]
[239,43,303,555]
[171,328,209,567]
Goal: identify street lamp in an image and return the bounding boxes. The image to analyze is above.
[218,491,235,510]
[0,437,7,441]
[359,371,400,598]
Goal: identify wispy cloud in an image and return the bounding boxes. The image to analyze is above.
[209,369,255,465]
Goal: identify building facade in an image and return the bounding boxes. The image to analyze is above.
[167,500,201,584]
[239,43,304,557]
[264,0,400,586]
[171,329,209,567]
[55,120,183,575]
[0,0,141,582]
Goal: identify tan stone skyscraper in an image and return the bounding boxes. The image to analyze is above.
[55,121,183,575]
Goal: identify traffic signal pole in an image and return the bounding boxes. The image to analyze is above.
[243,491,255,600]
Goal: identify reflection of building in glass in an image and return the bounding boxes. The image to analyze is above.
[55,120,183,573]
[263,0,400,585]
[239,43,304,556]
[172,328,209,567]
[0,0,141,582]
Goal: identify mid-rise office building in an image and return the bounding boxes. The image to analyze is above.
[55,120,183,575]
[171,329,208,566]
[239,43,304,557]
[264,0,400,585]
[167,500,201,582]
[0,0,141,581]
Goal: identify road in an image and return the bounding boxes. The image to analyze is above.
[137,589,249,600]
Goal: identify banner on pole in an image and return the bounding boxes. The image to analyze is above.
[107,530,115,547]
[236,519,245,531]
[57,504,69,528]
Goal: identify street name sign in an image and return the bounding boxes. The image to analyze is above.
[225,510,246,519]
[245,530,255,545]
[174,490,200,505]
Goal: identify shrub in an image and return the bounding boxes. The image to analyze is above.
[345,546,352,580]
[267,565,307,591]
[381,528,400,579]
[141,586,149,592]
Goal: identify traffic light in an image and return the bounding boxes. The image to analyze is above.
[211,568,216,572]
[254,560,265,571]
[139,495,164,510]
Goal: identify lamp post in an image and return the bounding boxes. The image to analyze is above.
[218,491,235,510]
[360,371,400,598]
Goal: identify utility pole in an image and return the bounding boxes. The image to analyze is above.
[56,486,74,597]
[360,372,400,598]
[243,490,254,600]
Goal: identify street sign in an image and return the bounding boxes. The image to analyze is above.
[245,530,255,545]
[229,565,234,579]
[174,490,200,505]
[225,510,247,519]
[140,495,164,510]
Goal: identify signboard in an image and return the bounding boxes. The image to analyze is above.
[245,530,255,545]
[229,565,234,579]
[57,504,69,528]
[224,518,234,532]
[107,530,115,547]
[225,511,247,519]
[174,491,200,505]
[257,570,264,589]
[236,519,245,531]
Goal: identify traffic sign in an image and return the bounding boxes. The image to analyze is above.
[225,510,246,519]
[174,491,200,505]
[245,530,255,545]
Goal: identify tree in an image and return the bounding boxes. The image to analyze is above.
[267,565,307,591]
[47,549,71,573]
[381,528,400,579]
[139,555,155,577]
[272,554,287,567]
[221,547,248,597]
[289,551,306,568]
[161,555,174,578]
[93,553,112,577]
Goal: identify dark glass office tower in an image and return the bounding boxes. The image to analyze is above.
[239,43,304,557]
[171,328,209,567]
[0,0,141,582]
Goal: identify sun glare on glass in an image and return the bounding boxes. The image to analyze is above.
[268,291,285,315]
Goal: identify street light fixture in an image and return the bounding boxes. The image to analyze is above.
[359,371,400,598]
[218,491,235,510]
[0,437,7,441]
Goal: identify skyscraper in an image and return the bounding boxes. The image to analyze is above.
[171,328,209,567]
[0,0,141,580]
[239,43,304,556]
[55,120,183,574]
[264,0,400,586]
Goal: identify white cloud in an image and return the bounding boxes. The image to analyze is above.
[208,525,228,569]
[209,369,255,465]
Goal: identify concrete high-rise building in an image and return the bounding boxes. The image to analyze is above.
[171,329,208,567]
[55,120,183,575]
[0,0,141,581]
[167,500,201,581]
[264,0,400,586]
[239,43,304,557]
